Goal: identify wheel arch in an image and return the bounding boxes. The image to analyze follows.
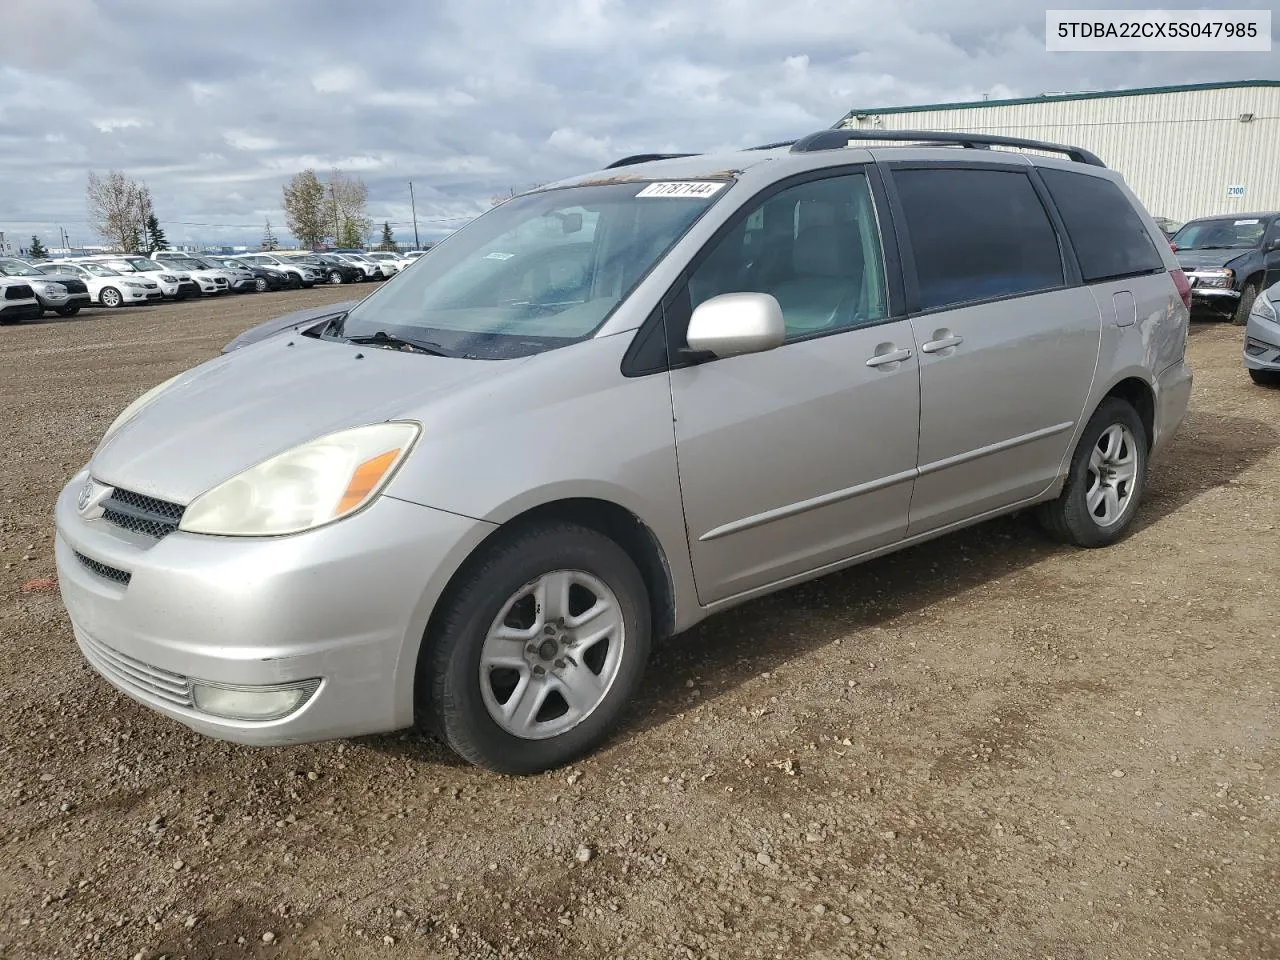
[1099,375,1155,450]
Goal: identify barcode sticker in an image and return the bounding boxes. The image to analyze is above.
[636,181,727,199]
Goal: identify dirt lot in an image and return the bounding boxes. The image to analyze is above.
[0,292,1276,960]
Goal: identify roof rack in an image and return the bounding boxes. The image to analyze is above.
[783,129,1106,167]
[604,153,700,169]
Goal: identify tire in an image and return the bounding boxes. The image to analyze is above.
[254,277,268,292]
[1037,397,1148,548]
[55,304,81,317]
[419,523,652,774]
[1233,283,1258,326]
[1249,367,1280,386]
[328,270,344,285]
[99,287,123,308]
[287,274,302,290]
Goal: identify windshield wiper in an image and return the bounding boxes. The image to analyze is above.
[345,330,454,357]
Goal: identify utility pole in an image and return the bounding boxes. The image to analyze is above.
[409,180,420,249]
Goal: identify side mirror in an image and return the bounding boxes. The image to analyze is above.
[685,292,785,359]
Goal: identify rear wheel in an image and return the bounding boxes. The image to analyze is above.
[1233,283,1258,326]
[1248,367,1280,386]
[55,304,81,317]
[1037,397,1148,548]
[419,523,651,774]
[99,287,123,308]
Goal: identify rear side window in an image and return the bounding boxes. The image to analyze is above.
[893,168,1064,311]
[1039,169,1164,282]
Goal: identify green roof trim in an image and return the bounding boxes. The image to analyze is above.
[837,79,1280,122]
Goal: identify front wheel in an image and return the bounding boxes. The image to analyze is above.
[419,523,651,774]
[254,277,268,292]
[55,304,81,317]
[1233,283,1258,326]
[329,270,344,285]
[99,287,123,308]
[1037,398,1148,548]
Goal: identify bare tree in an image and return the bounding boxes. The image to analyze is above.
[282,170,328,249]
[87,170,148,252]
[328,169,371,248]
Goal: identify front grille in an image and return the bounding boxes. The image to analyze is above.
[102,488,185,539]
[4,284,34,300]
[74,551,132,586]
[62,280,88,295]
[78,630,193,708]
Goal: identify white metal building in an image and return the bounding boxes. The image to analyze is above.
[835,80,1280,225]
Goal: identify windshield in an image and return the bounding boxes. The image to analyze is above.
[338,181,726,359]
[0,257,43,277]
[80,263,119,277]
[129,259,165,271]
[187,258,216,269]
[1172,217,1269,250]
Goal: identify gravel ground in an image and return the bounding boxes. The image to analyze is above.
[0,293,1276,960]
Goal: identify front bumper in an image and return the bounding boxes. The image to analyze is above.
[120,287,159,303]
[54,472,493,745]
[35,291,92,310]
[229,277,257,291]
[1243,307,1280,371]
[0,302,41,321]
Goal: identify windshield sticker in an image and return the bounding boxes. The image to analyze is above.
[1234,219,1259,225]
[636,181,727,199]
[484,251,515,260]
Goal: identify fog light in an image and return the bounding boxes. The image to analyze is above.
[191,679,321,721]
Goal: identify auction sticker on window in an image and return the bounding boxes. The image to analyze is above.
[636,181,727,199]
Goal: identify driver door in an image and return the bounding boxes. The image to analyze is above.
[668,169,920,604]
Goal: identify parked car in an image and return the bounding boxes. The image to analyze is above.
[364,251,408,273]
[0,257,92,316]
[402,246,434,261]
[57,260,164,307]
[207,257,290,292]
[192,255,257,293]
[53,129,1191,773]
[336,252,389,280]
[238,253,323,288]
[222,299,360,353]
[79,256,199,300]
[1243,280,1280,385]
[146,252,235,295]
[310,254,363,285]
[0,276,42,324]
[1170,212,1280,324]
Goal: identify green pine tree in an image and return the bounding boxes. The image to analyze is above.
[262,218,279,251]
[28,235,48,259]
[145,213,168,253]
[379,221,396,251]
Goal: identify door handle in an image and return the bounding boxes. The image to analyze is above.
[920,335,964,354]
[865,347,912,367]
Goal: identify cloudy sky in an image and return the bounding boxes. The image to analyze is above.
[0,0,1275,249]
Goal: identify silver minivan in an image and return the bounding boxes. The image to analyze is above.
[54,130,1193,773]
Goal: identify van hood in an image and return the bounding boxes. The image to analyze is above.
[1176,249,1251,271]
[91,334,506,505]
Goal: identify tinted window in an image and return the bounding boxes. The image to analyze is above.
[687,172,888,339]
[1039,169,1165,281]
[894,168,1064,311]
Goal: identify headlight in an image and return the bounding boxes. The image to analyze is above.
[160,274,177,282]
[36,281,67,295]
[1196,269,1234,289]
[98,374,183,450]
[122,280,145,289]
[1251,294,1277,322]
[179,422,420,536]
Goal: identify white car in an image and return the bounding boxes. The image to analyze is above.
[78,256,198,300]
[335,253,388,280]
[0,276,42,324]
[125,254,232,296]
[401,248,433,262]
[238,253,324,288]
[151,252,248,293]
[363,251,408,274]
[53,260,164,307]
